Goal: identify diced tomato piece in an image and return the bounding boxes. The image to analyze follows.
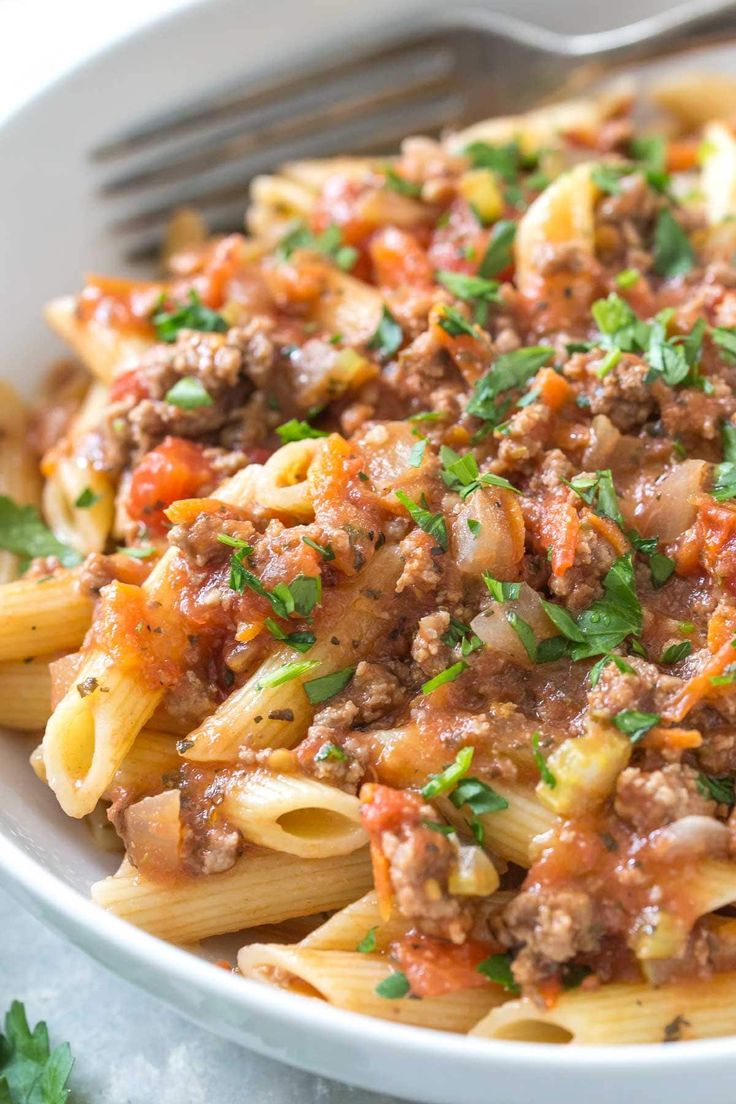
[360,782,423,835]
[369,227,433,288]
[127,436,215,536]
[394,934,499,998]
[77,275,162,335]
[109,368,151,405]
[311,176,373,246]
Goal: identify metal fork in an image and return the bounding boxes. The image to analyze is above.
[95,0,736,262]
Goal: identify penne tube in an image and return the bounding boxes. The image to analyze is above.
[183,543,403,763]
[439,781,560,868]
[221,770,367,858]
[42,455,115,556]
[44,296,153,383]
[92,846,373,943]
[0,571,93,662]
[238,945,505,1031]
[300,890,412,952]
[0,381,43,583]
[471,972,736,1044]
[42,465,262,818]
[0,656,53,731]
[102,728,181,800]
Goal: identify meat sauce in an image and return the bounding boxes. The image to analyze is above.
[47,97,736,1006]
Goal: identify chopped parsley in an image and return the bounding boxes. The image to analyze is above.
[356,926,378,953]
[652,209,695,278]
[588,653,635,687]
[449,776,508,817]
[591,163,627,195]
[0,496,82,568]
[231,568,322,620]
[374,970,411,999]
[436,270,500,326]
[304,665,356,704]
[613,709,660,743]
[505,611,539,663]
[660,640,692,664]
[476,952,520,994]
[466,346,553,430]
[164,376,213,409]
[152,289,228,342]
[257,659,320,690]
[437,304,479,338]
[697,773,736,805]
[467,518,481,537]
[301,535,335,561]
[383,165,422,198]
[478,219,516,278]
[0,1000,74,1104]
[116,545,156,560]
[73,487,101,509]
[275,418,328,444]
[263,618,316,654]
[712,326,736,361]
[421,745,474,799]
[712,421,736,501]
[395,490,448,551]
[710,663,736,687]
[408,439,427,467]
[439,446,519,498]
[482,574,521,602]
[540,554,642,660]
[422,818,457,835]
[314,742,348,763]
[276,221,357,271]
[532,731,556,788]
[616,267,640,289]
[368,306,403,359]
[441,617,483,656]
[421,660,468,694]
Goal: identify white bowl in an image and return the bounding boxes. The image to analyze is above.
[3,4,736,1100]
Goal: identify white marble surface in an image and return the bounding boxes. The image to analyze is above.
[0,0,695,1100]
[0,886,401,1104]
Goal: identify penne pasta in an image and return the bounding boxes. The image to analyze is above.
[0,655,53,731]
[44,296,153,383]
[183,542,403,762]
[92,846,373,943]
[0,571,93,662]
[238,945,504,1031]
[221,769,367,858]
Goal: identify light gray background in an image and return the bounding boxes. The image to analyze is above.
[0,0,696,1100]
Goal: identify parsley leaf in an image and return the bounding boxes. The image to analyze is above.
[482,574,521,602]
[383,165,422,198]
[440,445,519,499]
[436,270,500,326]
[476,952,520,993]
[0,496,82,568]
[276,419,328,444]
[276,221,357,270]
[304,665,356,704]
[233,568,322,620]
[466,347,553,429]
[441,617,483,655]
[697,773,736,805]
[652,209,695,278]
[712,326,736,362]
[374,971,411,999]
[73,487,101,509]
[356,926,378,953]
[661,640,692,664]
[464,141,524,180]
[449,776,508,815]
[0,1000,74,1104]
[257,659,320,690]
[421,746,474,798]
[263,617,316,654]
[314,742,347,763]
[395,490,448,551]
[713,420,736,501]
[588,653,635,687]
[614,709,660,743]
[421,661,468,694]
[301,535,335,561]
[368,306,403,359]
[164,376,214,409]
[541,554,642,660]
[437,304,478,338]
[152,289,227,342]
[478,219,517,278]
[532,731,556,788]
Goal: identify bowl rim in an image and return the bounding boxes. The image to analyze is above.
[2,0,736,1083]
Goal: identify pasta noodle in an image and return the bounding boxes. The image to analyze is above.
[0,656,52,731]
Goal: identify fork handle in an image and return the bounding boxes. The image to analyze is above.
[572,0,736,61]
